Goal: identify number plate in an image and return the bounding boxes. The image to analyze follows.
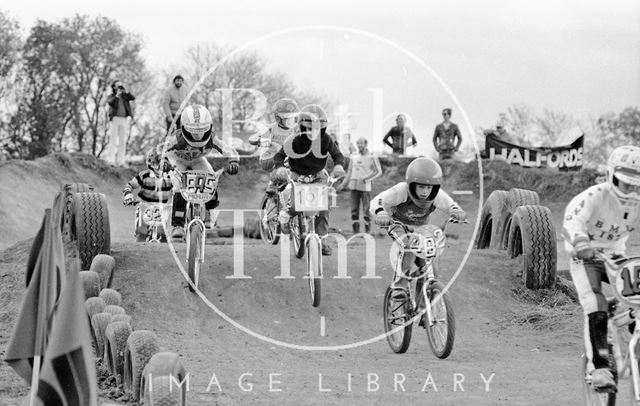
[614,258,640,305]
[179,171,218,204]
[291,184,328,212]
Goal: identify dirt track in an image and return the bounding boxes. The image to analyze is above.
[2,155,639,405]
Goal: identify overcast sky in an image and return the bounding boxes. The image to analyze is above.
[2,0,639,154]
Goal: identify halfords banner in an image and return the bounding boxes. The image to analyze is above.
[484,133,584,170]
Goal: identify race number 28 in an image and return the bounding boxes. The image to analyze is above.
[620,266,640,297]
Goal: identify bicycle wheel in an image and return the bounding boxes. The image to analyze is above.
[382,286,412,353]
[187,222,203,293]
[306,237,322,307]
[425,282,456,359]
[259,193,280,245]
[582,353,616,406]
[291,214,305,259]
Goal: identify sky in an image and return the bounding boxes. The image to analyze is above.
[2,0,639,155]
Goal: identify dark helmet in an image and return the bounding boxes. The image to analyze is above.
[405,157,442,206]
[298,104,328,140]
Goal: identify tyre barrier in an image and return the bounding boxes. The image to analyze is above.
[90,254,116,289]
[506,205,557,289]
[123,330,160,401]
[500,188,540,250]
[243,218,261,239]
[61,183,94,242]
[475,190,508,250]
[73,192,111,270]
[91,312,112,359]
[141,352,188,406]
[476,188,556,290]
[99,288,122,307]
[104,321,133,385]
[80,271,101,299]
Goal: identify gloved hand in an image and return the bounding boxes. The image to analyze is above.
[574,237,595,261]
[375,211,392,227]
[226,161,239,175]
[450,208,467,223]
[248,134,261,146]
[332,164,346,179]
[123,194,134,205]
[160,159,173,174]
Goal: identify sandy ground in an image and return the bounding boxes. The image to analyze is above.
[1,154,638,405]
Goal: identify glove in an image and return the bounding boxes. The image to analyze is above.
[123,194,134,205]
[574,237,595,261]
[226,161,239,175]
[375,211,392,227]
[160,159,173,174]
[332,164,346,178]
[248,134,261,146]
[450,209,467,223]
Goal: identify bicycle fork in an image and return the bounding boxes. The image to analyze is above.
[185,218,206,264]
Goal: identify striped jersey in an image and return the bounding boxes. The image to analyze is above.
[123,170,173,203]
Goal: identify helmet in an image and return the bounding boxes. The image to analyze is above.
[607,145,640,205]
[405,157,442,206]
[298,104,328,140]
[145,147,160,170]
[180,105,213,148]
[273,98,300,130]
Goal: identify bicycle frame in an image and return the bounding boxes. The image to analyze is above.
[590,252,640,402]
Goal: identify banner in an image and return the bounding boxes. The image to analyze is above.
[484,133,584,170]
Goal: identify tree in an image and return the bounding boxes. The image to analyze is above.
[174,43,334,141]
[5,15,149,159]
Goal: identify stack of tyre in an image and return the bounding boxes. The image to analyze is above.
[62,183,187,405]
[83,254,188,405]
[475,188,557,290]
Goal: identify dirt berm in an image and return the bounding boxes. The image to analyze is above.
[2,154,635,405]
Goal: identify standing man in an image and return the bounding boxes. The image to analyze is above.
[433,108,462,161]
[106,80,135,166]
[338,137,382,234]
[383,114,417,155]
[163,74,188,133]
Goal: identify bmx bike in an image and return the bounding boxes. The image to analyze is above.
[127,200,170,243]
[287,171,340,307]
[382,217,466,357]
[583,252,640,405]
[174,168,224,293]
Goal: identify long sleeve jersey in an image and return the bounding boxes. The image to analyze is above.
[563,182,640,256]
[369,182,462,226]
[167,129,239,162]
[123,169,173,203]
[274,131,345,175]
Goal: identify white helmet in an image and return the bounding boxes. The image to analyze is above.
[607,145,640,205]
[180,105,213,148]
[273,98,300,130]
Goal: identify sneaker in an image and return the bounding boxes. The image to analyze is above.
[321,240,332,256]
[591,368,616,391]
[204,218,214,229]
[171,226,185,239]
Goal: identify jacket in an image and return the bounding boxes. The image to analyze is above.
[274,131,345,176]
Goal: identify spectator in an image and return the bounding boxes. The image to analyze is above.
[339,132,357,155]
[433,108,462,161]
[162,74,188,133]
[338,137,382,234]
[106,80,135,166]
[383,114,417,155]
